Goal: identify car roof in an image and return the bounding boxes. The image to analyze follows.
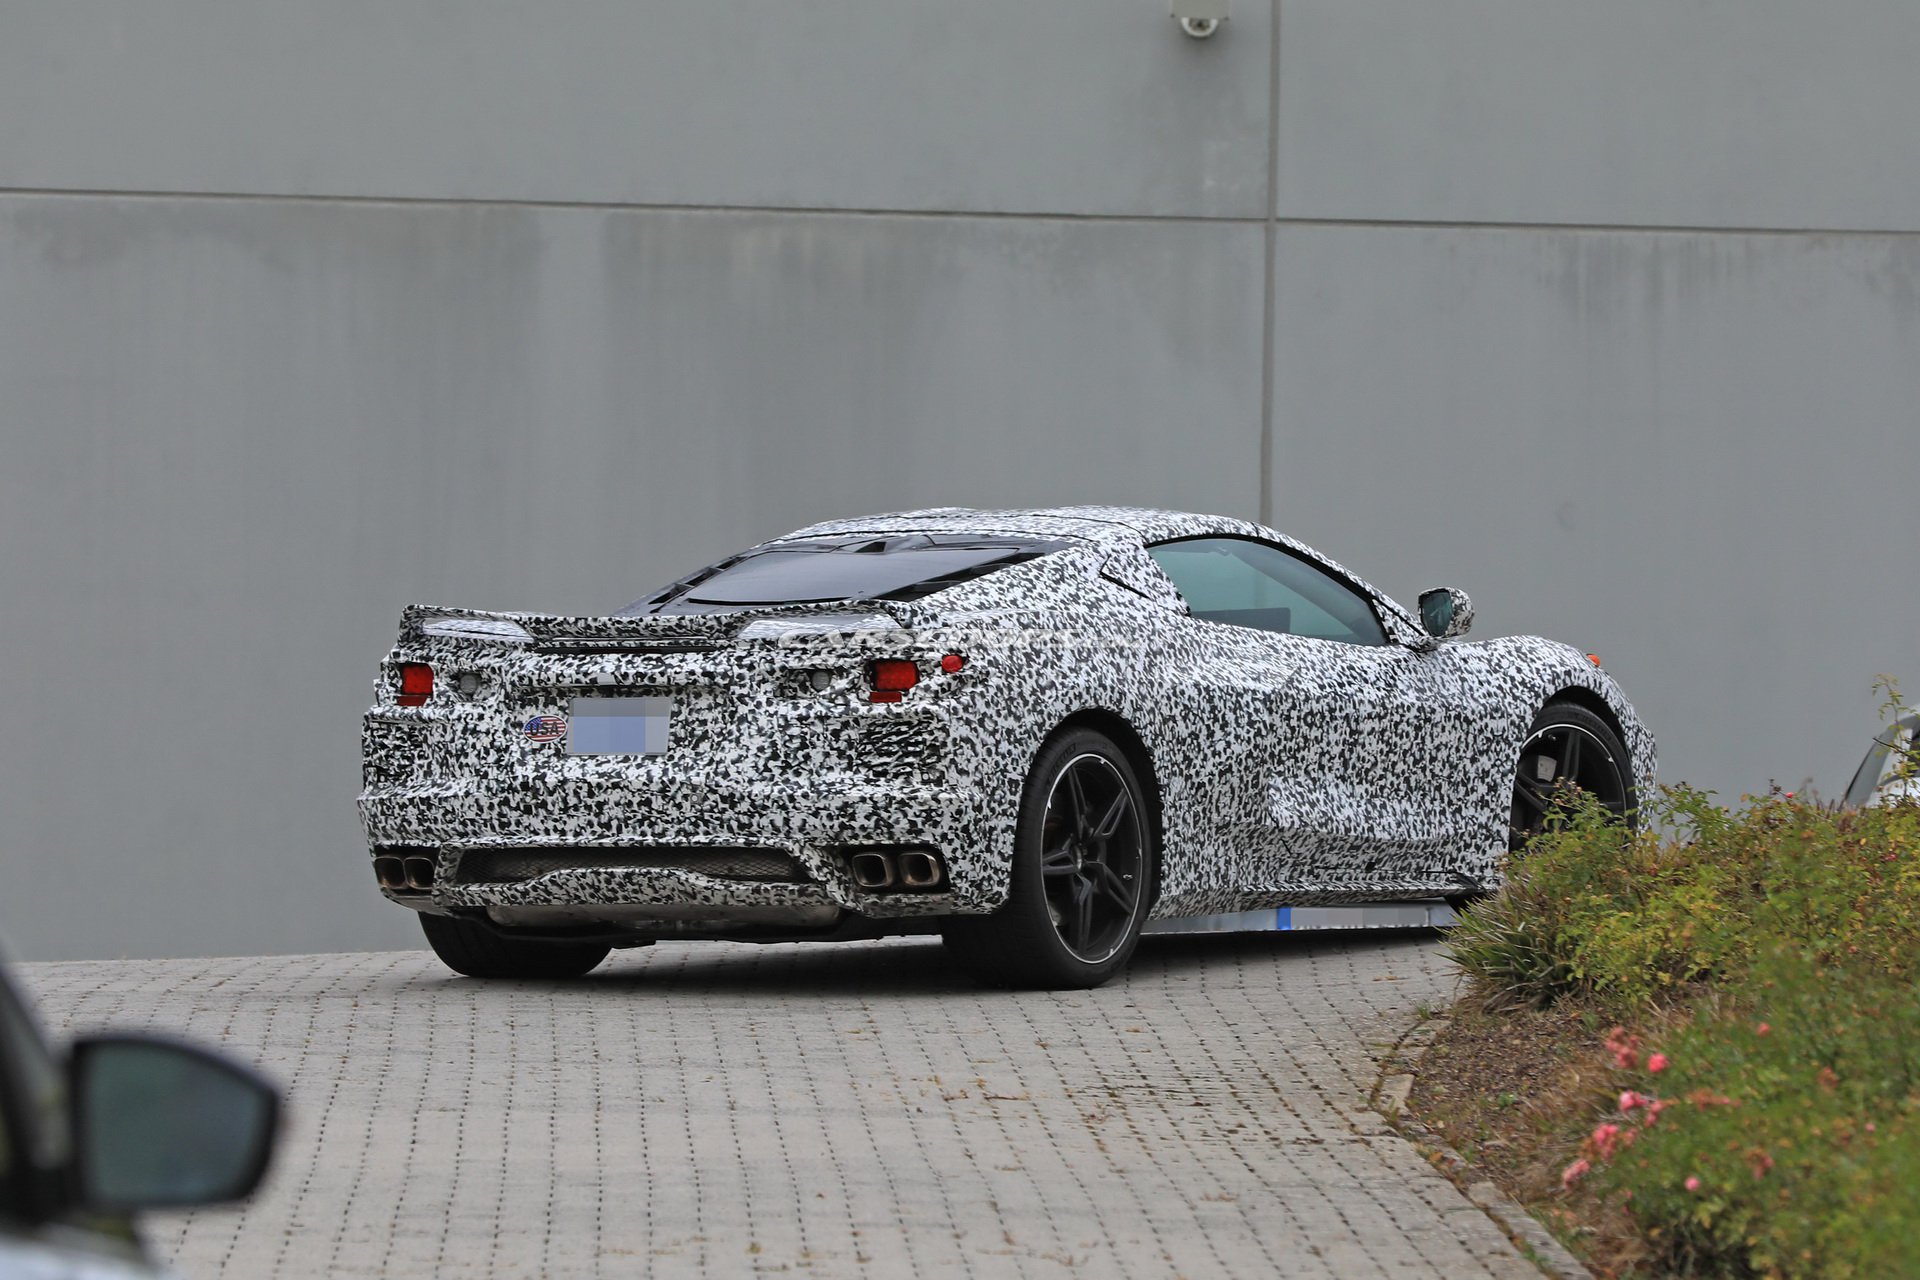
[776,506,1424,642]
[777,505,1264,549]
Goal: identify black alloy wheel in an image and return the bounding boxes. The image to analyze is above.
[1037,752,1149,962]
[944,728,1156,989]
[1509,702,1635,854]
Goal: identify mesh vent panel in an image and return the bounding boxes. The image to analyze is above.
[455,847,803,884]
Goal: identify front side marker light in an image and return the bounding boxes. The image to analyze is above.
[940,653,966,674]
[397,663,434,706]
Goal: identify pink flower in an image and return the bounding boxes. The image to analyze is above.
[1647,1053,1669,1074]
[1604,1026,1642,1071]
[1645,1099,1669,1127]
[1685,1176,1702,1192]
[1562,1158,1591,1188]
[1592,1122,1624,1159]
[1867,1121,1878,1133]
[1757,1022,1771,1036]
[1749,1150,1775,1178]
[1619,1090,1647,1111]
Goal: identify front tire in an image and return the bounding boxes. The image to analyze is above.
[420,914,611,979]
[1509,702,1635,854]
[944,729,1157,990]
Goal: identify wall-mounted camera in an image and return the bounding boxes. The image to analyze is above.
[1172,0,1228,39]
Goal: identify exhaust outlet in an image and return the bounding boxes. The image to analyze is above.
[402,856,437,892]
[374,856,407,890]
[849,851,897,890]
[897,850,944,889]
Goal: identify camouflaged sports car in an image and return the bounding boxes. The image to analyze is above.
[360,506,1653,988]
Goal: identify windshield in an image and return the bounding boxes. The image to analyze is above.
[619,535,1067,615]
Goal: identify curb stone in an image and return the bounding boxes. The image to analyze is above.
[1370,1014,1597,1280]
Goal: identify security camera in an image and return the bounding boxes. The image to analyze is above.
[1172,0,1228,38]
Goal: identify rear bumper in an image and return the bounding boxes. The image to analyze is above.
[359,776,1003,920]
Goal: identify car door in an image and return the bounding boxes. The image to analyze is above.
[1145,536,1471,894]
[0,967,65,1232]
[0,969,162,1280]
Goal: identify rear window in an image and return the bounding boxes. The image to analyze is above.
[619,535,1068,615]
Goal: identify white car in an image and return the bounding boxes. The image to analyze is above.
[1843,713,1920,807]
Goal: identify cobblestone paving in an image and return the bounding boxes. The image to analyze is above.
[21,933,1543,1279]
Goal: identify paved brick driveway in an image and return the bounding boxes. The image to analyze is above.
[22,933,1545,1278]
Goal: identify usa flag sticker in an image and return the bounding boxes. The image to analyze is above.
[522,715,567,743]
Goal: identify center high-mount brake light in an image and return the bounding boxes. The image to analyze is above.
[868,659,918,704]
[397,663,434,706]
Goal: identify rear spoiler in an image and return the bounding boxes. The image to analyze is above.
[397,601,924,651]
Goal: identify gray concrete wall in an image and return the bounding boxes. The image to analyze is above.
[1278,2,1920,230]
[2,1,1915,959]
[0,0,1273,217]
[1270,224,1920,817]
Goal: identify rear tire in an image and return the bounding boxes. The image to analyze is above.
[944,729,1157,990]
[420,914,611,979]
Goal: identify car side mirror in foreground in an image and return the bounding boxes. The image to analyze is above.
[1417,588,1474,641]
[68,1034,279,1213]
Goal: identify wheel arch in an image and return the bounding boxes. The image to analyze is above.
[1542,685,1632,770]
[1040,708,1166,909]
[1529,686,1646,834]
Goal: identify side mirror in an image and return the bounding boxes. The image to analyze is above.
[69,1034,279,1213]
[1417,588,1474,641]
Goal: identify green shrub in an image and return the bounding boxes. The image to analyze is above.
[1447,785,1758,1008]
[1449,788,1920,1007]
[1450,783,1920,1275]
[1601,972,1920,1277]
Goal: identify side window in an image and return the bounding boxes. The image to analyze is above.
[1147,537,1387,646]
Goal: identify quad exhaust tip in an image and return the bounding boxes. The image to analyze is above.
[897,850,943,888]
[849,851,897,890]
[373,852,436,892]
[846,847,946,893]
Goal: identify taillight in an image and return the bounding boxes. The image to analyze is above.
[397,663,434,706]
[868,659,918,704]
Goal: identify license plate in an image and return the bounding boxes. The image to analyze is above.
[566,697,672,755]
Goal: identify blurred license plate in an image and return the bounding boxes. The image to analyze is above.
[567,697,672,755]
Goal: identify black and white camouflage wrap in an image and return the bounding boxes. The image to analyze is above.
[359,506,1654,937]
